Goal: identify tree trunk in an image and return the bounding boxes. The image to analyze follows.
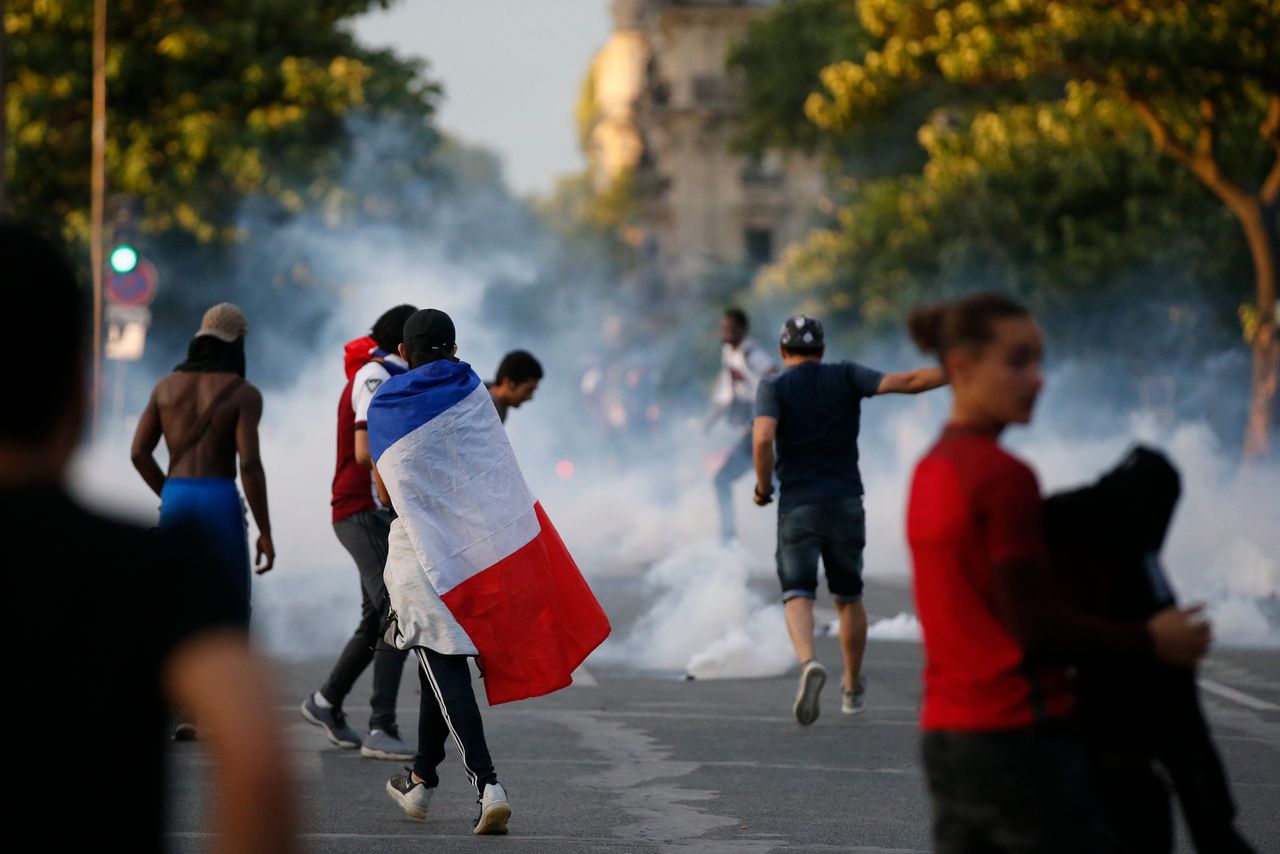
[1237,200,1278,460]
[1127,98,1279,460]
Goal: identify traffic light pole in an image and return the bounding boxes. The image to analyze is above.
[90,0,106,438]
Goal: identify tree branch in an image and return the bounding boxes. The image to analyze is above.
[1130,96,1251,211]
[1131,98,1198,171]
[1262,94,1280,154]
[1263,157,1280,207]
[1196,97,1217,162]
[1263,95,1280,206]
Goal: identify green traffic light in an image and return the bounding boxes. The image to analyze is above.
[109,244,139,274]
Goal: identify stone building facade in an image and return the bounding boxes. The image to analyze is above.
[583,0,827,289]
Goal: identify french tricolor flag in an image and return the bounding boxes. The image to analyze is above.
[368,359,611,705]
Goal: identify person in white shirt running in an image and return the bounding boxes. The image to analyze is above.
[705,307,777,543]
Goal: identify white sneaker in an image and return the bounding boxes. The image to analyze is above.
[793,659,827,726]
[386,769,433,819]
[842,675,867,716]
[473,782,511,835]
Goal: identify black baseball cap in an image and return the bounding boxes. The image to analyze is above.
[780,314,824,349]
[403,308,457,364]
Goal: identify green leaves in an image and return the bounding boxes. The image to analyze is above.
[758,88,1248,349]
[5,0,441,242]
[733,0,1275,366]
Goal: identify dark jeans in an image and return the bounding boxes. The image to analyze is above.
[713,428,754,541]
[923,727,1119,854]
[320,509,408,732]
[413,648,498,795]
[776,496,865,602]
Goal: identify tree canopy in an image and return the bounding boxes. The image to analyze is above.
[6,0,441,241]
[735,0,1279,455]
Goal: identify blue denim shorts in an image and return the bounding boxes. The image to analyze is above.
[776,495,866,603]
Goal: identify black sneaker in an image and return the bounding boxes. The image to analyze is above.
[300,694,361,748]
[386,768,433,819]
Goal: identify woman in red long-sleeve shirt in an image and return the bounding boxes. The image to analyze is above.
[904,293,1211,854]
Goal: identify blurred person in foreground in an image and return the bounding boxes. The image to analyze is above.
[299,305,417,761]
[753,314,946,725]
[486,349,543,424]
[904,292,1211,853]
[131,301,275,621]
[0,220,296,853]
[1044,445,1255,853]
[707,307,777,544]
[368,309,610,834]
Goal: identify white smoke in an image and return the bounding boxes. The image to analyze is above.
[598,385,1279,681]
[866,612,923,642]
[70,177,540,659]
[65,122,1280,672]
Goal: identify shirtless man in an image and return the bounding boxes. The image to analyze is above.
[132,303,275,624]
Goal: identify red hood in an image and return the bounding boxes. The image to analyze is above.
[343,336,377,381]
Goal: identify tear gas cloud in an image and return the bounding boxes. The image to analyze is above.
[69,123,1279,677]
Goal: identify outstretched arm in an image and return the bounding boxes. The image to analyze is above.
[130,389,167,497]
[164,631,298,854]
[877,367,947,395]
[236,387,274,573]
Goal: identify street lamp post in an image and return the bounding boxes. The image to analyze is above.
[90,0,107,437]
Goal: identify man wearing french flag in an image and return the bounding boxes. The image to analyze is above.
[367,308,611,835]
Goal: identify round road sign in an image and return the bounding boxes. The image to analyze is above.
[106,258,159,307]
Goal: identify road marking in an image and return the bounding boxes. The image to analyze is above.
[498,756,919,775]
[1199,678,1280,712]
[169,831,661,845]
[548,710,781,853]
[571,708,919,726]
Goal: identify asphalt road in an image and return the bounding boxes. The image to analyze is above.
[167,580,1280,853]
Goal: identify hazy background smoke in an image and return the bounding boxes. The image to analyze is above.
[69,118,1279,677]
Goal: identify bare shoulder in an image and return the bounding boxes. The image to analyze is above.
[151,372,186,402]
[236,381,264,409]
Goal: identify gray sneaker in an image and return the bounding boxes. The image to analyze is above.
[300,695,361,748]
[362,727,415,761]
[793,660,827,726]
[842,675,867,716]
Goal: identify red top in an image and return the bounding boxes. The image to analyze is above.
[330,375,376,524]
[331,337,381,524]
[907,425,1074,731]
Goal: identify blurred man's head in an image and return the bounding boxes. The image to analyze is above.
[778,314,825,362]
[196,303,248,343]
[491,350,543,408]
[0,220,86,483]
[371,304,418,353]
[400,308,457,369]
[721,307,748,347]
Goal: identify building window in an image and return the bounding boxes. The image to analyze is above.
[744,229,773,265]
[741,151,784,187]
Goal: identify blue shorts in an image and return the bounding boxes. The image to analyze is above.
[776,496,865,603]
[160,477,250,609]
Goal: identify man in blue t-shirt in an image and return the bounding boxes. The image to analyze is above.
[753,314,946,726]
